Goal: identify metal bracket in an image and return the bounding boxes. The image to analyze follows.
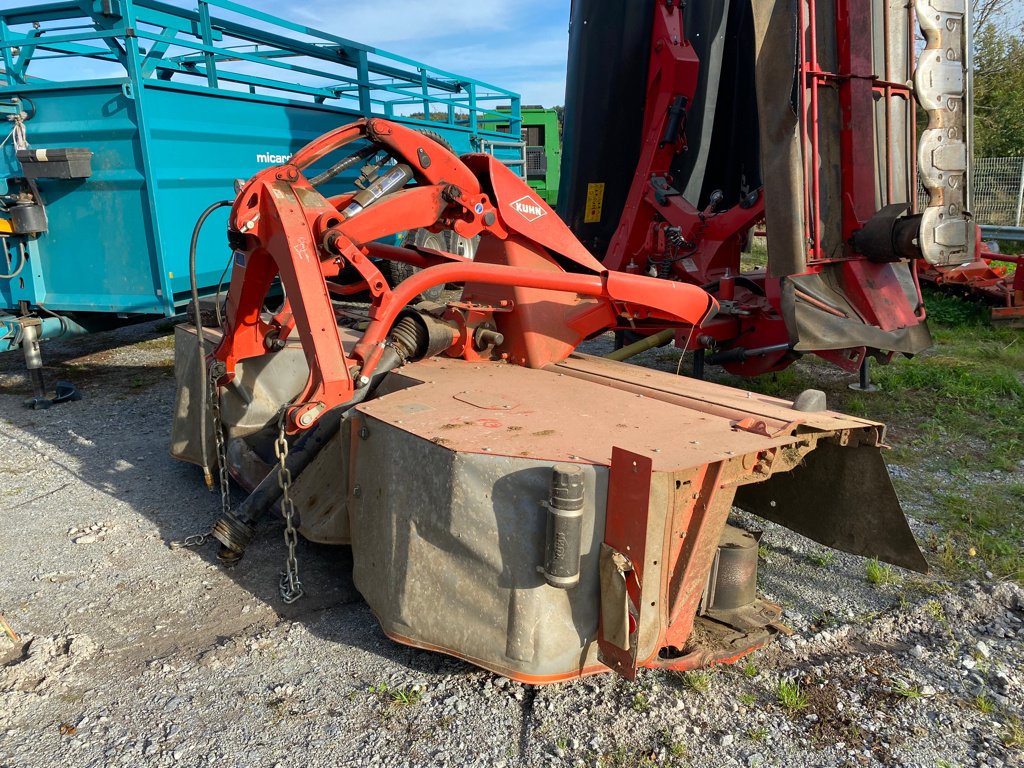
[597,447,653,678]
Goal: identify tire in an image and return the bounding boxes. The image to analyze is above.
[381,131,466,302]
[383,228,446,303]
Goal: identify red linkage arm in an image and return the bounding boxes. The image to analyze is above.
[216,118,718,431]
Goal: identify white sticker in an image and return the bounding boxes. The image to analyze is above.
[509,195,546,223]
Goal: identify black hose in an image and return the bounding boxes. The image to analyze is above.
[213,250,234,330]
[308,145,380,188]
[189,200,233,489]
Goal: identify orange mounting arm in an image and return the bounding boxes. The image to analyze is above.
[215,118,718,431]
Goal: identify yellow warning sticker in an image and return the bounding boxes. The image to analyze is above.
[584,182,605,224]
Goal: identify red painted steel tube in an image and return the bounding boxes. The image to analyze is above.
[353,261,716,375]
[809,0,822,259]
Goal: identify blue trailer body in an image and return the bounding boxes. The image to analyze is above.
[0,0,522,344]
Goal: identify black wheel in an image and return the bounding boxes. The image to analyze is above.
[382,229,446,303]
[380,130,465,302]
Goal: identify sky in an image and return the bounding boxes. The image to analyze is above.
[283,0,572,108]
[1,0,572,110]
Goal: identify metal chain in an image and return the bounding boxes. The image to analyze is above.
[275,409,304,604]
[210,364,231,520]
[170,364,226,550]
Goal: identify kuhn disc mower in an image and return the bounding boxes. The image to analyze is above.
[171,117,925,683]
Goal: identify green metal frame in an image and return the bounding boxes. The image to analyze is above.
[480,105,561,205]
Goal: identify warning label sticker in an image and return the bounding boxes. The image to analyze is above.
[584,182,605,224]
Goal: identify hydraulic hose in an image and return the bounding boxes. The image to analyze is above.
[308,144,379,187]
[189,200,233,489]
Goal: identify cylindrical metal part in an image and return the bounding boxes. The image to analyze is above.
[19,318,47,398]
[342,163,413,218]
[604,328,675,362]
[542,463,585,589]
[719,274,736,301]
[10,202,47,234]
[706,342,790,366]
[706,525,759,610]
[20,319,42,370]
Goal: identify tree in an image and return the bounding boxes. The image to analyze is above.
[971,0,1024,156]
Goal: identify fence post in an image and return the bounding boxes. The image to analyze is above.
[1016,158,1024,228]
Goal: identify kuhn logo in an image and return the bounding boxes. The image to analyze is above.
[509,195,546,223]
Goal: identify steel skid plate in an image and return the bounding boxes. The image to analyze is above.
[343,354,924,682]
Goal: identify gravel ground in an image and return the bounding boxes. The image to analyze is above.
[1,321,1022,768]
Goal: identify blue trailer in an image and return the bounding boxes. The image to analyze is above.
[0,0,522,348]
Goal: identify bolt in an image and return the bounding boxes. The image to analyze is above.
[359,426,370,440]
[353,485,362,498]
[358,375,370,386]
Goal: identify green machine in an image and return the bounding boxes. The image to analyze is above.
[481,105,561,206]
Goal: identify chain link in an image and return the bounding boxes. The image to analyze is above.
[169,532,210,550]
[275,409,304,604]
[169,363,225,549]
[209,364,231,520]
[175,364,304,607]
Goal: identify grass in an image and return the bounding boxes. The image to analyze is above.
[367,683,422,708]
[929,483,1024,581]
[865,558,900,586]
[809,551,835,568]
[674,669,713,694]
[893,681,924,699]
[597,745,679,768]
[865,293,1024,472]
[974,694,997,715]
[630,691,650,712]
[660,730,687,760]
[594,733,688,768]
[712,288,1024,584]
[1002,716,1024,749]
[741,661,758,679]
[776,680,808,712]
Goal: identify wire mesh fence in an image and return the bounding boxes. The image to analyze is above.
[972,157,1024,227]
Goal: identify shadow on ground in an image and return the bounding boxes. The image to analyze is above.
[0,318,476,683]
